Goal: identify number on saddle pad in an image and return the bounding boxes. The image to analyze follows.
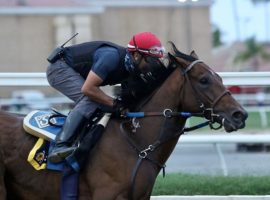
[23,110,66,141]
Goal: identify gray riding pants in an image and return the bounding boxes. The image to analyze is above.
[46,60,99,119]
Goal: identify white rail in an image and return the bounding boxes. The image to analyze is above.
[178,134,270,144]
[218,72,270,86]
[0,73,47,86]
[0,72,270,86]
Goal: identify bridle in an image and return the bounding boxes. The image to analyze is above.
[181,59,231,129]
[119,59,231,200]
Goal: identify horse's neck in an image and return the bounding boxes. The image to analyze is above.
[135,69,185,147]
[128,69,186,170]
[143,68,183,113]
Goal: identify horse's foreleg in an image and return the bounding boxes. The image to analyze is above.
[0,177,6,200]
[0,152,7,199]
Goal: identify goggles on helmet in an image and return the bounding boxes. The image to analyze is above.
[127,44,165,58]
[138,46,165,58]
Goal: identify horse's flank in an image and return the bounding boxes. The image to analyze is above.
[0,112,62,199]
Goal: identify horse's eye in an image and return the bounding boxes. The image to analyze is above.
[199,77,209,85]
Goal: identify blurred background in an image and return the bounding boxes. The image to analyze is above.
[0,0,270,176]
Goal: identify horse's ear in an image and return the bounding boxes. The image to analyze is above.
[168,52,176,61]
[167,52,178,68]
[168,52,189,68]
[190,50,199,59]
[167,41,178,55]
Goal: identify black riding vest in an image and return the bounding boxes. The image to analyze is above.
[63,41,128,85]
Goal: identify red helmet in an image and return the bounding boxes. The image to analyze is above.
[127,32,165,58]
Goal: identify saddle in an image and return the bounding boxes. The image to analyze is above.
[23,109,108,171]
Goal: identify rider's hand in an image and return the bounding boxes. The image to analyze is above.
[112,97,128,118]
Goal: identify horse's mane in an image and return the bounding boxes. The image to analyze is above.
[119,66,175,109]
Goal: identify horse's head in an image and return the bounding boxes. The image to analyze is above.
[167,42,248,132]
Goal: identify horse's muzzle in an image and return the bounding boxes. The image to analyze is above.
[223,108,248,132]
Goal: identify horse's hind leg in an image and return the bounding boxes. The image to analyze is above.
[0,152,7,199]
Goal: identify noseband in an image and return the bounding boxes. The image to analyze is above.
[182,59,231,129]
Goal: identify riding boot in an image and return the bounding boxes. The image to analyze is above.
[48,111,87,163]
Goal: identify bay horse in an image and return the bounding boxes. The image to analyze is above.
[0,43,247,200]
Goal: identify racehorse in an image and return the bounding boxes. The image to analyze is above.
[0,42,247,200]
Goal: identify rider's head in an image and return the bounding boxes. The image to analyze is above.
[126,32,166,81]
[127,32,164,58]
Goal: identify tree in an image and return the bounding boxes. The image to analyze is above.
[251,0,270,41]
[234,37,270,70]
[232,0,241,41]
[212,26,223,48]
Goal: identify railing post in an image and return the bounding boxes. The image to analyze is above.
[214,143,228,176]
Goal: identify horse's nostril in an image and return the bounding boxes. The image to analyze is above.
[232,109,248,121]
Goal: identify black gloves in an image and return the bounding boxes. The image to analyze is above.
[112,97,128,118]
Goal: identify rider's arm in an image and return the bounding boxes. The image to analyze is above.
[82,71,114,107]
[81,46,119,107]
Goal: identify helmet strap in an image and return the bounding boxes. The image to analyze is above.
[133,52,143,66]
[133,36,138,51]
[133,36,144,62]
[132,35,154,80]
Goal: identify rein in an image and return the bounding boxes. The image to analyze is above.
[119,59,230,200]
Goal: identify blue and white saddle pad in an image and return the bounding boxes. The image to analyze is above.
[23,110,66,141]
[23,110,66,171]
[24,110,111,171]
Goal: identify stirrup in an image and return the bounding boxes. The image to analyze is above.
[48,146,77,163]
